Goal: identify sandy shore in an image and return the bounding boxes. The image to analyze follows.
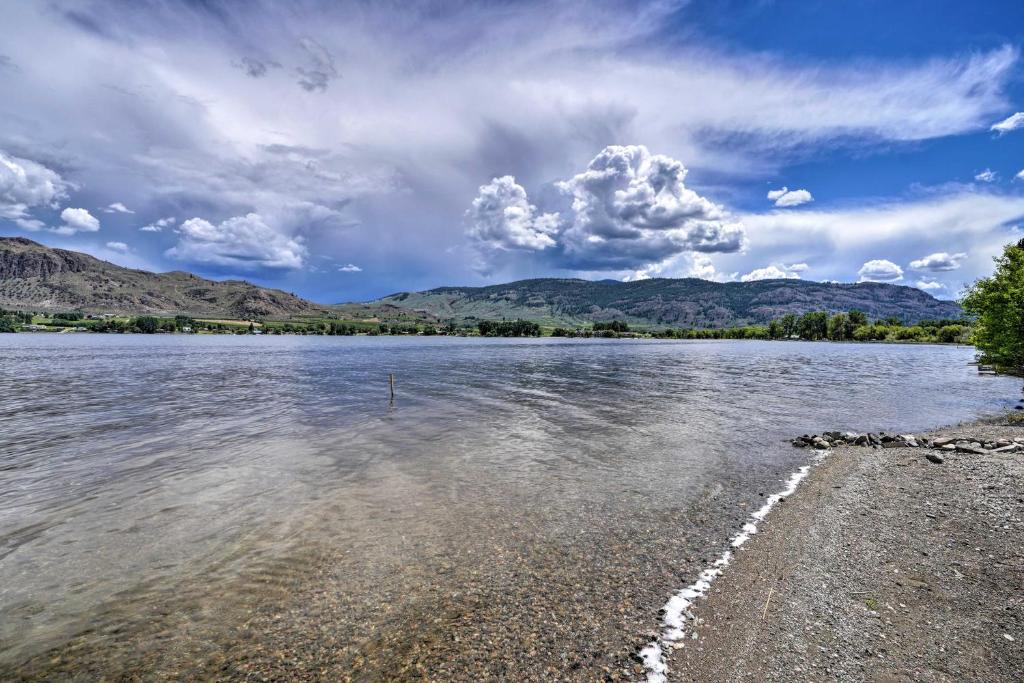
[665,416,1024,682]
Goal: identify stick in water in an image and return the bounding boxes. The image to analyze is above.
[389,373,395,401]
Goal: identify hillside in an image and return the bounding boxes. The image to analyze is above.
[344,277,963,328]
[0,237,326,319]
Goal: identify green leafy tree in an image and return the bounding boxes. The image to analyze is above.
[961,239,1024,371]
[847,309,868,327]
[779,313,797,338]
[797,311,828,340]
[133,316,160,333]
[827,313,849,341]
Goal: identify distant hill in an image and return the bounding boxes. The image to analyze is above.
[0,237,326,319]
[1,237,964,326]
[340,277,963,328]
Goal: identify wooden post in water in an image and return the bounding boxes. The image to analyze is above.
[389,373,395,401]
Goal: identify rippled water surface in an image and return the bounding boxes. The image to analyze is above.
[0,335,1017,678]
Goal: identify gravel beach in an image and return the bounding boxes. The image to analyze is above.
[668,417,1024,682]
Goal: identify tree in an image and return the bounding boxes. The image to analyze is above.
[797,311,828,340]
[133,316,160,333]
[779,313,797,338]
[827,313,849,341]
[767,320,782,339]
[848,309,868,327]
[961,239,1024,372]
[592,320,629,333]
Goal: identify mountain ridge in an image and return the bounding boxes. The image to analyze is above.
[1,237,962,326]
[0,237,326,319]
[351,276,962,328]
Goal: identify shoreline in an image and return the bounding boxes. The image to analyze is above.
[659,414,1024,682]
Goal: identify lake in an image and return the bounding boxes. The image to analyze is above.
[0,335,1018,679]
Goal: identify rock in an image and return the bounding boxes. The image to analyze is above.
[882,440,905,449]
[956,445,989,455]
[990,444,1021,453]
[941,444,956,451]
[925,453,944,464]
[932,437,956,447]
[868,433,882,446]
[854,435,870,446]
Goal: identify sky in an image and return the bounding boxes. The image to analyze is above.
[2,0,1024,303]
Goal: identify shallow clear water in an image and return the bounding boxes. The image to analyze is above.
[0,335,1017,677]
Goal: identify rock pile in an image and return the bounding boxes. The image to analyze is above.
[791,431,1024,455]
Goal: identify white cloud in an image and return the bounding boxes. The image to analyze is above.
[338,263,362,272]
[53,207,100,235]
[105,241,129,252]
[909,251,967,271]
[166,213,307,269]
[555,145,744,269]
[1016,169,1024,181]
[740,262,809,281]
[974,169,997,182]
[0,151,70,230]
[915,278,944,292]
[623,252,738,282]
[139,216,176,232]
[103,202,134,214]
[737,192,1024,287]
[991,112,1024,134]
[858,259,904,282]
[767,187,814,207]
[0,4,1020,292]
[467,176,559,252]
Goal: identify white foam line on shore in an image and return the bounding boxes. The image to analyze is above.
[640,455,822,683]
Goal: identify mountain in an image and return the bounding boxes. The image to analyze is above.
[345,277,963,328]
[1,237,964,326]
[0,237,326,319]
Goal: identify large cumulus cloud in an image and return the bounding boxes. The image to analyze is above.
[166,213,307,270]
[466,176,559,252]
[0,151,70,230]
[468,145,744,272]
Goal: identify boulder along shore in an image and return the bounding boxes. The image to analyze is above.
[665,415,1023,682]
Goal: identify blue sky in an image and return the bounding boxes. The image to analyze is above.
[2,0,1024,302]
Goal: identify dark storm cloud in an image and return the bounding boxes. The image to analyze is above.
[295,37,337,92]
[233,56,280,78]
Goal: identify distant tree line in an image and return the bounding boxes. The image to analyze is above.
[0,308,33,332]
[477,319,541,337]
[650,310,969,343]
[552,321,633,337]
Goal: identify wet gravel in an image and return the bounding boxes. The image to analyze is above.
[5,481,770,682]
[671,419,1024,682]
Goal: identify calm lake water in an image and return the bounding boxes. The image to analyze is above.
[0,335,1018,679]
